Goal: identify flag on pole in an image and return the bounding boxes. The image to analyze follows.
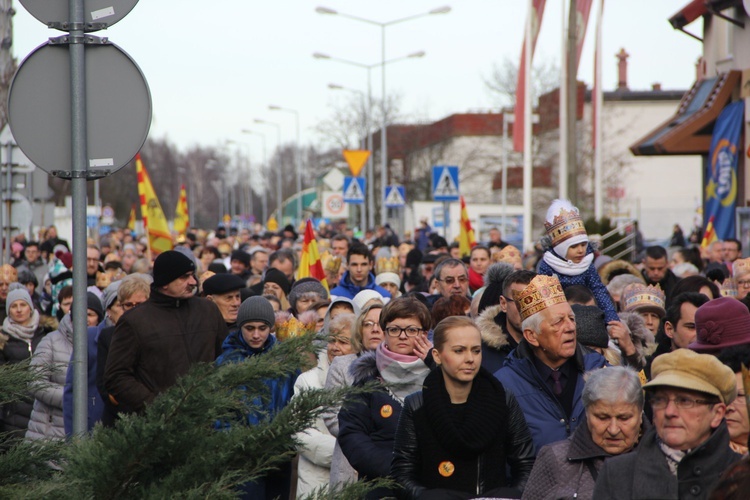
[701,215,717,249]
[298,219,329,291]
[513,0,547,153]
[458,196,477,257]
[136,154,173,256]
[127,204,136,232]
[592,0,604,149]
[174,184,190,235]
[575,0,595,70]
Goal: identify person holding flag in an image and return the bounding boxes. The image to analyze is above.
[136,154,173,256]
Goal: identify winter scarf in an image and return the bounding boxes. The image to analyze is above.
[542,250,594,277]
[2,309,41,342]
[422,366,507,455]
[375,342,429,404]
[468,268,484,292]
[657,437,686,476]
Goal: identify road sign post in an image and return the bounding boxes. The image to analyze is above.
[432,166,460,239]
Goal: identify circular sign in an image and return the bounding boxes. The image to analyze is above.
[19,0,139,31]
[326,193,345,215]
[8,41,151,176]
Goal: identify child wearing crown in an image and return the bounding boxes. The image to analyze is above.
[538,199,619,324]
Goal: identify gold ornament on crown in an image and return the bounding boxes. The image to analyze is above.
[512,275,567,322]
[376,256,400,275]
[544,207,587,247]
[622,283,666,313]
[720,278,738,298]
[274,311,317,341]
[492,245,522,266]
[320,251,342,274]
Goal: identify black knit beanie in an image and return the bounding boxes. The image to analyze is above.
[153,250,196,287]
[263,268,291,295]
[571,304,609,348]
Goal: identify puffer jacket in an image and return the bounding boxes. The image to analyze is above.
[476,304,516,374]
[495,341,607,452]
[104,289,228,413]
[323,353,359,490]
[26,314,74,441]
[329,271,391,300]
[392,367,535,499]
[0,324,48,440]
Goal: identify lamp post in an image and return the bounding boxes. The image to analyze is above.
[242,129,268,225]
[226,139,253,225]
[269,105,303,226]
[316,5,450,225]
[254,119,283,222]
[314,50,425,230]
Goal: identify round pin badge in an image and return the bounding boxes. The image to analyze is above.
[438,461,455,477]
[380,404,393,418]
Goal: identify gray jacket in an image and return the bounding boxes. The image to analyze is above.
[322,353,358,490]
[593,422,740,500]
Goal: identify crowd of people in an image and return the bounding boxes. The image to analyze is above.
[1,202,750,499]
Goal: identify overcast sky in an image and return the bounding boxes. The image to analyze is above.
[12,0,701,161]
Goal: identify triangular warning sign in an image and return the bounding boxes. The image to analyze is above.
[344,179,364,200]
[343,150,370,176]
[385,187,405,206]
[435,167,458,196]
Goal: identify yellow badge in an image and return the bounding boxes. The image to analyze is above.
[380,405,393,418]
[438,461,455,477]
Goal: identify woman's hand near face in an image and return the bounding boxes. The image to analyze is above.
[413,332,433,360]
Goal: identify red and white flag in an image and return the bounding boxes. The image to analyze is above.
[575,0,595,71]
[513,0,547,153]
[592,0,604,149]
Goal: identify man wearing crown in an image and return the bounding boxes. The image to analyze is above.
[494,274,607,451]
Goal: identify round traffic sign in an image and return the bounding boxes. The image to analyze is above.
[326,193,345,215]
[19,0,139,31]
[8,41,151,177]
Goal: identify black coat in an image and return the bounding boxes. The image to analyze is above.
[593,422,740,499]
[391,367,535,499]
[0,327,48,440]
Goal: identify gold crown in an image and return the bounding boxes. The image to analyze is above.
[622,283,666,314]
[0,264,17,283]
[320,251,342,274]
[720,278,738,298]
[544,208,587,247]
[512,275,567,322]
[734,258,750,277]
[274,312,317,341]
[493,245,522,266]
[376,256,400,274]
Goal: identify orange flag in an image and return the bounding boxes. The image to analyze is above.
[701,215,717,249]
[136,153,173,256]
[298,219,329,291]
[174,184,189,235]
[127,204,136,232]
[459,196,477,257]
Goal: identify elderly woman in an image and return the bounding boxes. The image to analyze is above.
[293,313,356,498]
[337,296,433,499]
[522,366,645,500]
[392,316,535,499]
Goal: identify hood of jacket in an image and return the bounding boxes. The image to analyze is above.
[334,271,391,298]
[322,297,359,334]
[476,304,510,351]
[618,311,657,367]
[218,327,276,364]
[349,350,378,385]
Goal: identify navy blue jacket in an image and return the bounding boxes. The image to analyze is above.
[494,341,607,452]
[64,321,106,436]
[329,271,391,300]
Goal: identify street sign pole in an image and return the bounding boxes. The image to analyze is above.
[443,201,449,239]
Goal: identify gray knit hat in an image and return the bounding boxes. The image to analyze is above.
[237,296,276,329]
[101,280,122,310]
[288,278,328,309]
[6,287,33,315]
[571,304,609,349]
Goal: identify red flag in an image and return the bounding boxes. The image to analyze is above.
[575,0,595,70]
[513,0,547,152]
[298,220,329,291]
[458,196,477,257]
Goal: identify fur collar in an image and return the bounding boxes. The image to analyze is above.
[476,304,510,350]
[349,350,378,385]
[618,311,657,367]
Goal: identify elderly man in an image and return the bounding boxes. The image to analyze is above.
[594,349,740,499]
[432,258,470,299]
[494,275,606,451]
[104,251,228,414]
[203,273,246,330]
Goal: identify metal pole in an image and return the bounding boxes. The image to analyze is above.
[522,0,533,252]
[294,111,302,226]
[4,142,11,265]
[443,201,448,239]
[559,0,568,199]
[366,67,375,230]
[502,114,510,234]
[380,25,387,226]
[566,0,578,206]
[70,0,89,436]
[594,0,604,220]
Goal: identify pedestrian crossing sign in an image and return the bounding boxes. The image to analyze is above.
[343,176,366,204]
[432,165,460,201]
[384,185,406,207]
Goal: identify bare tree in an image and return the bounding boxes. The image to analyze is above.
[483,56,561,108]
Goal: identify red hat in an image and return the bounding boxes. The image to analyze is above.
[55,250,73,269]
[689,297,750,352]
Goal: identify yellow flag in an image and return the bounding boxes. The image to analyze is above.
[136,154,173,256]
[127,205,136,232]
[174,184,189,235]
[458,196,477,257]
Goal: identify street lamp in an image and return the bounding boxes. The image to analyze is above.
[314,50,425,229]
[242,129,268,224]
[269,105,303,226]
[316,5,450,225]
[254,119,283,222]
[226,139,253,224]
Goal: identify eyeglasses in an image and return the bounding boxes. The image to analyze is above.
[737,280,750,288]
[384,325,424,337]
[121,301,145,311]
[362,321,381,330]
[649,395,717,410]
[437,275,468,285]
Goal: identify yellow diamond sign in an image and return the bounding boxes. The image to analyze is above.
[343,150,370,176]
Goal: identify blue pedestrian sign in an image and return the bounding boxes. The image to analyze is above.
[343,176,366,204]
[384,185,406,207]
[432,165,459,201]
